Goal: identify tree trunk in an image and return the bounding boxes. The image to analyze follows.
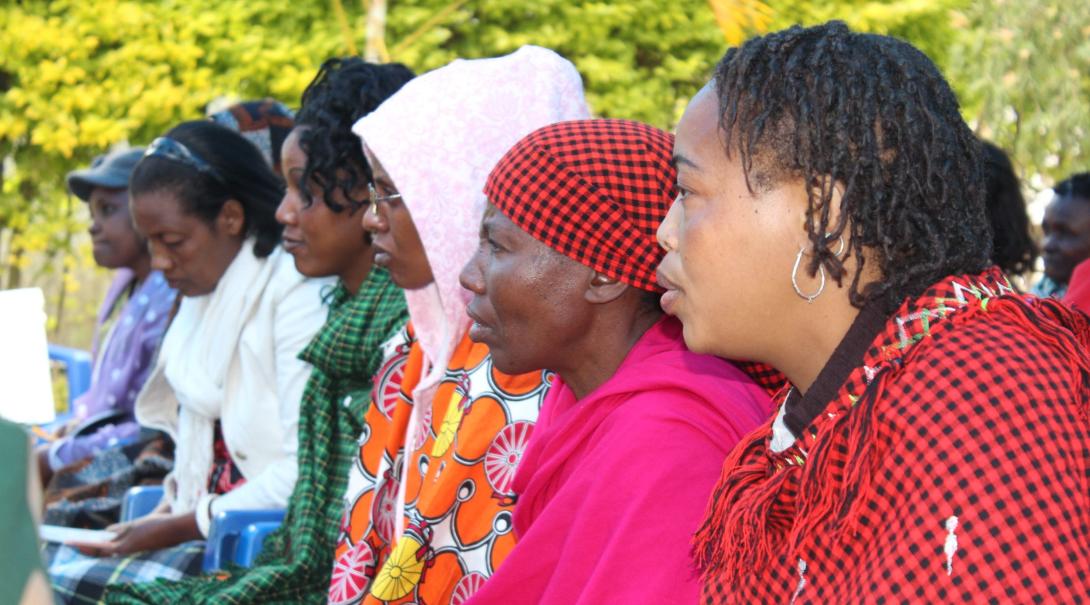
[6,238,23,289]
[364,0,389,62]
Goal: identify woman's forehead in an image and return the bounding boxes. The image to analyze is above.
[132,190,200,229]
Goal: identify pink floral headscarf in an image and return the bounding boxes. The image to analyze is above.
[353,46,589,404]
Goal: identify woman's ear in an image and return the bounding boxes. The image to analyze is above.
[585,272,629,305]
[218,199,246,237]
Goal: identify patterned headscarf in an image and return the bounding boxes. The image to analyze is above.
[486,119,676,292]
[352,46,589,405]
[208,99,295,174]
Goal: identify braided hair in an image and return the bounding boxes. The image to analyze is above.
[982,141,1037,277]
[714,21,991,312]
[294,58,414,212]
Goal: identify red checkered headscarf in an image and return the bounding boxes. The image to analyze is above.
[485,119,677,292]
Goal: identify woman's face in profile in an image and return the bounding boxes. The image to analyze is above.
[360,148,435,289]
[276,128,372,291]
[656,86,806,359]
[130,189,245,297]
[87,186,147,272]
[459,204,589,375]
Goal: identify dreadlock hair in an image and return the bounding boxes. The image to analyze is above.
[294,58,415,212]
[713,21,991,312]
[982,140,1037,277]
[1054,172,1090,202]
[131,120,284,257]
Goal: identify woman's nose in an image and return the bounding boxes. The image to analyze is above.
[275,192,299,226]
[148,244,173,272]
[1042,234,1060,254]
[459,251,486,294]
[657,202,680,251]
[362,203,387,233]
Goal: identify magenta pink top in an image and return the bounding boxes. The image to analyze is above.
[465,317,773,604]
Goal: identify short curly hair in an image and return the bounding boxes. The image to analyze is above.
[713,21,991,312]
[294,58,414,212]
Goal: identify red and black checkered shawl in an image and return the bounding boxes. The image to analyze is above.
[696,266,1090,604]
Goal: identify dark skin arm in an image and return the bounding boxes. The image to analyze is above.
[70,511,201,557]
[34,447,53,492]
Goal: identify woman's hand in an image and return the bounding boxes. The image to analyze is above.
[69,512,201,557]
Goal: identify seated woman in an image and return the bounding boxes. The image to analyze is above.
[48,120,330,603]
[43,100,297,531]
[327,46,588,605]
[105,57,414,605]
[456,119,772,604]
[658,22,1090,603]
[39,148,176,489]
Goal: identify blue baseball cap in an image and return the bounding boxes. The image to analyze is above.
[66,147,146,202]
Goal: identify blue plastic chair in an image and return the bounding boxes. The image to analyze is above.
[235,521,283,567]
[203,509,286,571]
[121,485,286,570]
[120,485,165,522]
[48,344,93,409]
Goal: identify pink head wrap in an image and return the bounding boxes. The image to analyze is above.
[353,46,590,404]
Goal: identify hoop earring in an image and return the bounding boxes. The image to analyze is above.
[830,235,846,258]
[792,245,826,303]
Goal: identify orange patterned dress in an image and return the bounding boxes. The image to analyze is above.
[329,324,552,605]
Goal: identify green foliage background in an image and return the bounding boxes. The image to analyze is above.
[0,0,1087,346]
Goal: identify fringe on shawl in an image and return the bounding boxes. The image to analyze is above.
[694,294,1090,588]
[991,296,1090,423]
[693,428,782,577]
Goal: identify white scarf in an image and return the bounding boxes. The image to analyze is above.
[157,241,280,512]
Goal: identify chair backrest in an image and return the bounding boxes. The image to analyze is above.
[0,288,55,424]
[47,345,93,409]
[120,485,165,522]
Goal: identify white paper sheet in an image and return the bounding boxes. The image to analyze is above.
[0,287,55,424]
[39,524,117,544]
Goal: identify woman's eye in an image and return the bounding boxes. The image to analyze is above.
[487,237,503,253]
[675,185,691,203]
[377,182,398,198]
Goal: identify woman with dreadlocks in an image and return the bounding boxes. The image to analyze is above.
[657,21,1090,603]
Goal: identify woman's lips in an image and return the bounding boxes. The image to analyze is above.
[657,270,682,315]
[281,236,304,253]
[465,305,491,342]
[660,289,680,315]
[656,269,681,291]
[372,239,393,268]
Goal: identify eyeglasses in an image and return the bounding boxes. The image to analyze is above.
[145,137,224,182]
[368,182,402,215]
